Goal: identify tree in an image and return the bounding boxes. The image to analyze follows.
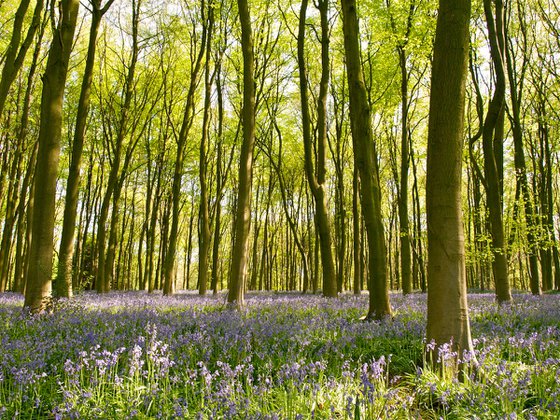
[24,0,80,312]
[0,0,43,116]
[55,0,115,298]
[163,0,208,296]
[95,0,142,293]
[425,0,474,365]
[227,0,256,308]
[504,0,540,295]
[340,0,391,320]
[480,0,512,303]
[386,0,416,295]
[297,0,337,297]
[198,0,215,296]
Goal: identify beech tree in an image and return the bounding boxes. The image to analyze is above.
[55,0,115,298]
[163,0,209,296]
[297,0,337,298]
[480,0,512,304]
[24,0,80,312]
[227,0,256,308]
[340,0,392,319]
[426,0,474,363]
[0,0,557,303]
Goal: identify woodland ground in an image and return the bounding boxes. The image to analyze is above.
[0,291,559,419]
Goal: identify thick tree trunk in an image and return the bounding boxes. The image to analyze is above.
[227,0,256,308]
[425,0,474,365]
[24,0,80,313]
[340,0,391,319]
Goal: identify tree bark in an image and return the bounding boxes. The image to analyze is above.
[227,0,256,308]
[352,166,362,295]
[504,1,540,295]
[198,3,215,296]
[340,0,391,319]
[163,0,208,296]
[56,0,114,298]
[425,0,474,365]
[480,0,512,304]
[297,0,337,298]
[24,0,80,312]
[96,0,140,293]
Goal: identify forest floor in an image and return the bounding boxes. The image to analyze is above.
[0,291,559,419]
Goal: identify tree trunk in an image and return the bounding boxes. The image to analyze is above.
[397,47,412,295]
[0,0,43,116]
[480,0,511,303]
[96,0,140,293]
[352,166,362,295]
[210,59,227,295]
[0,132,23,291]
[56,0,113,298]
[13,145,37,294]
[0,24,43,292]
[24,0,80,313]
[386,0,415,295]
[340,0,391,319]
[227,0,256,308]
[198,4,215,296]
[163,0,208,296]
[297,0,337,298]
[504,3,540,295]
[425,0,474,366]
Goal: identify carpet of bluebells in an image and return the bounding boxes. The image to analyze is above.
[0,291,559,419]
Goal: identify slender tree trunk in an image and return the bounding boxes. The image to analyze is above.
[96,0,140,293]
[386,0,415,295]
[56,0,113,298]
[77,149,97,290]
[481,0,512,303]
[340,0,391,319]
[0,135,23,291]
[198,4,215,296]
[211,61,226,294]
[163,0,207,296]
[397,48,412,295]
[297,0,337,298]
[426,0,474,365]
[13,145,37,293]
[227,0,256,308]
[0,24,43,292]
[504,4,540,294]
[185,188,196,290]
[352,166,362,294]
[24,0,80,312]
[411,145,426,292]
[0,0,43,116]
